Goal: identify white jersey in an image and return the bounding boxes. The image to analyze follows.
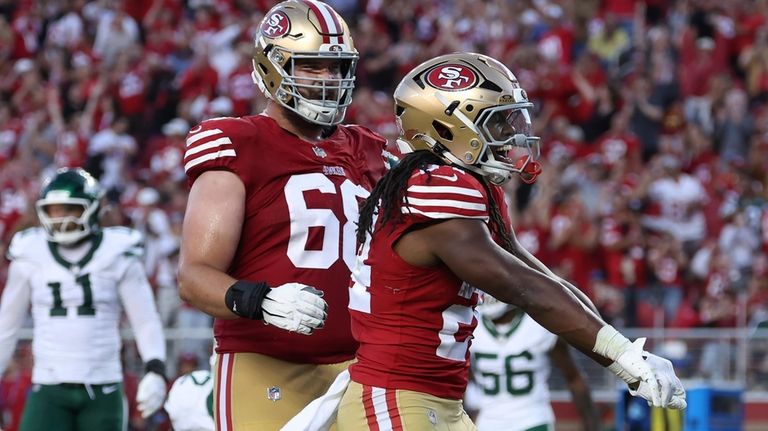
[466,313,558,431]
[164,370,215,431]
[646,174,707,242]
[0,227,166,384]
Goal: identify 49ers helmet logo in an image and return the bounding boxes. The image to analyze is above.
[261,11,290,38]
[425,64,478,91]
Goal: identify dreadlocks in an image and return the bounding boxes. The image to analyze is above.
[356,151,515,253]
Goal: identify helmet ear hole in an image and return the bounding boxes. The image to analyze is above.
[431,121,453,141]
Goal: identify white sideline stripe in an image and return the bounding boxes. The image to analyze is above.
[371,386,393,430]
[407,185,483,197]
[401,206,489,220]
[218,353,231,431]
[405,197,487,211]
[184,137,233,157]
[186,128,223,147]
[184,150,236,172]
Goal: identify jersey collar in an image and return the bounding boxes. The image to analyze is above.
[47,231,104,272]
[482,309,525,339]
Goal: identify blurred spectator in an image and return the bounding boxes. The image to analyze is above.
[0,345,32,431]
[644,232,687,326]
[87,116,137,195]
[588,13,631,66]
[642,155,708,253]
[714,88,754,162]
[93,2,140,67]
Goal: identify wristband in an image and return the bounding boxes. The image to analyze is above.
[607,361,639,384]
[592,325,632,361]
[224,280,270,320]
[144,359,168,381]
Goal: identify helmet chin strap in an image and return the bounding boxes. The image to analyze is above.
[295,98,340,125]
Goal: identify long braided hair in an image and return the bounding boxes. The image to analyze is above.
[356,151,515,253]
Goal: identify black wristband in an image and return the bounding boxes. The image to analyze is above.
[224,280,271,320]
[144,359,167,381]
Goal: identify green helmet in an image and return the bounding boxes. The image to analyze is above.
[36,168,104,245]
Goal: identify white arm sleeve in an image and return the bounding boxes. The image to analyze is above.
[0,261,33,375]
[119,258,166,363]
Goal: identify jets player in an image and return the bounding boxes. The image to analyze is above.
[0,168,168,431]
[177,1,391,429]
[164,355,215,431]
[465,297,600,431]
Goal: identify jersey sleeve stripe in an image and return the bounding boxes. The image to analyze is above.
[407,185,483,197]
[186,128,223,147]
[400,206,490,221]
[184,149,237,172]
[184,137,233,158]
[405,197,487,211]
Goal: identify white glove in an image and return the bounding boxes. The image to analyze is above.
[137,372,167,418]
[262,283,328,335]
[634,352,687,410]
[608,338,687,410]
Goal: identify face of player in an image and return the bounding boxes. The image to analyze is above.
[292,58,343,101]
[43,203,86,232]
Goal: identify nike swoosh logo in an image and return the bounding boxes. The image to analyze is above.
[189,125,203,134]
[102,384,119,395]
[432,173,458,181]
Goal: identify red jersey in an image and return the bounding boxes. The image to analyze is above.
[184,114,388,364]
[349,165,500,400]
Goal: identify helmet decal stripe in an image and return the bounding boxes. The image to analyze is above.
[301,0,331,43]
[315,0,343,44]
[316,0,341,32]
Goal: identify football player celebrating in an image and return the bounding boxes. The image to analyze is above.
[177,0,389,429]
[337,53,686,430]
[0,168,167,431]
[465,297,599,431]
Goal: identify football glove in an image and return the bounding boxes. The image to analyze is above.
[607,338,687,409]
[261,283,328,335]
[137,371,167,418]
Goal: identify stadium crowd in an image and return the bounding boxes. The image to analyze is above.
[0,0,767,428]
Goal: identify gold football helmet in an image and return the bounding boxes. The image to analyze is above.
[252,0,358,126]
[394,52,541,185]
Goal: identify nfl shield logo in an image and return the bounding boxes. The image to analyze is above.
[267,386,281,401]
[427,409,437,425]
[313,146,327,158]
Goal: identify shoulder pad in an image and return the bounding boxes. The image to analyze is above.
[402,166,489,221]
[184,117,249,183]
[6,228,46,261]
[101,227,145,258]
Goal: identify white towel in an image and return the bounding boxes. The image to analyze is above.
[280,369,351,431]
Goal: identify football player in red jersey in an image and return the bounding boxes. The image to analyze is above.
[337,53,686,430]
[176,1,390,429]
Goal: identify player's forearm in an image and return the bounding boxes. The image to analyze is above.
[120,260,168,361]
[509,239,601,316]
[177,261,239,319]
[484,263,612,366]
[0,264,32,375]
